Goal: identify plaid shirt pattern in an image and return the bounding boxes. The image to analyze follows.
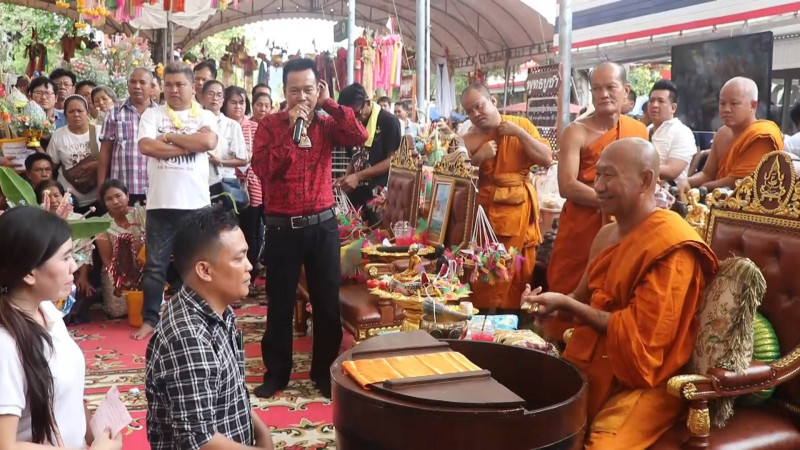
[145,287,253,449]
[99,99,158,195]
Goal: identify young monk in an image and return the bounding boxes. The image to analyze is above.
[678,76,784,196]
[545,62,648,342]
[460,83,553,310]
[523,137,719,448]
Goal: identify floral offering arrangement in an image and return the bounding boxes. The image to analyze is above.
[335,188,368,244]
[1,92,55,145]
[65,33,155,98]
[461,205,524,285]
[367,244,470,307]
[64,51,111,88]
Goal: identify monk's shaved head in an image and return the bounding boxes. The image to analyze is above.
[603,137,660,182]
[461,83,492,100]
[461,82,501,130]
[588,62,630,117]
[721,77,758,102]
[590,62,627,85]
[719,76,759,130]
[595,138,659,218]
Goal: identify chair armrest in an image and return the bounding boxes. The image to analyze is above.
[666,348,800,449]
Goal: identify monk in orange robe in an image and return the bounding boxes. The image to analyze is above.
[523,138,718,449]
[678,76,784,196]
[546,62,648,341]
[460,83,553,310]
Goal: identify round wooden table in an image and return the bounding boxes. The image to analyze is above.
[331,331,588,449]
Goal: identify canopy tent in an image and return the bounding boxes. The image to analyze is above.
[7,0,555,71]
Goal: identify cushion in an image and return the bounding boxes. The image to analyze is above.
[688,257,767,428]
[740,313,781,406]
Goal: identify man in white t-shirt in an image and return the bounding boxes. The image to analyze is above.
[135,62,218,340]
[647,79,698,185]
[394,100,420,137]
[783,102,800,158]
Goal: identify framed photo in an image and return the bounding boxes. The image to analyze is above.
[427,178,455,244]
[0,138,34,173]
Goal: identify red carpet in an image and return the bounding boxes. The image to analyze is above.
[71,298,350,449]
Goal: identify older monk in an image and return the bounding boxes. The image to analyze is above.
[461,83,553,310]
[678,77,783,195]
[545,62,648,341]
[523,138,718,449]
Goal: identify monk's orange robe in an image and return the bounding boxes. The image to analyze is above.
[717,119,784,179]
[562,209,718,449]
[471,115,551,309]
[544,115,647,340]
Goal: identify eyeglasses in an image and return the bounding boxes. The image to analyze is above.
[32,90,55,98]
[206,92,224,100]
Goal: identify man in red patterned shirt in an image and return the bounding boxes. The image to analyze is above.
[252,58,367,399]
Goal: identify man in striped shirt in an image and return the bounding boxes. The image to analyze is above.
[98,68,158,204]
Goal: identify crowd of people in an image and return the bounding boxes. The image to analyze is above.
[0,52,791,449]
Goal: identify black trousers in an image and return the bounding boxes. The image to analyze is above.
[239,204,264,279]
[261,215,342,384]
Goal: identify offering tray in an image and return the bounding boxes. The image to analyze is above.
[361,244,436,262]
[331,331,588,449]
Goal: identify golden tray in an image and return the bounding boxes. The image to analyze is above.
[361,245,436,259]
[368,287,471,309]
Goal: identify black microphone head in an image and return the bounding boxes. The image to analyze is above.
[293,118,305,144]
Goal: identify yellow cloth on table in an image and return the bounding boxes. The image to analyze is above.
[342,351,481,389]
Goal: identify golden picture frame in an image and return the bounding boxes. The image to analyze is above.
[426,178,455,244]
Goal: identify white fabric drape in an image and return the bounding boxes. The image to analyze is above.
[435,57,456,117]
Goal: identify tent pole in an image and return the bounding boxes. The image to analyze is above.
[167,13,174,62]
[503,58,511,108]
[416,0,425,118]
[425,0,431,113]
[558,0,573,131]
[347,0,355,85]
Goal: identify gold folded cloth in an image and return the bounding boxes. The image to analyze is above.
[342,351,481,389]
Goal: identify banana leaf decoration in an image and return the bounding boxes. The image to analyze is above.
[0,166,37,207]
[0,167,111,238]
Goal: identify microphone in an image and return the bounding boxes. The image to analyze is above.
[293,117,305,144]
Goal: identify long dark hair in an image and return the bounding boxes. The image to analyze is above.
[0,207,72,444]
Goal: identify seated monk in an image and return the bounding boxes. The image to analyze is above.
[678,76,784,196]
[522,137,718,448]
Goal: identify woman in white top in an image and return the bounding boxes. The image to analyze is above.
[0,207,121,449]
[46,95,101,214]
[201,80,248,204]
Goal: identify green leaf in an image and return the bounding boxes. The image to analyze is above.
[0,166,37,207]
[68,217,112,240]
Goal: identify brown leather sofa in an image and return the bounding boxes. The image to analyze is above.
[653,151,800,448]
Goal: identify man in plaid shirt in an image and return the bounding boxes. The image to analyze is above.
[145,207,273,449]
[98,68,158,204]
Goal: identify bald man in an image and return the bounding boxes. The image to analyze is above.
[523,138,718,448]
[678,76,784,196]
[545,62,648,342]
[460,83,553,310]
[98,67,158,205]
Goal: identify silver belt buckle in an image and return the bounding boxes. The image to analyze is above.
[290,216,304,229]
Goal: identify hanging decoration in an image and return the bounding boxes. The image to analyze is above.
[462,205,523,285]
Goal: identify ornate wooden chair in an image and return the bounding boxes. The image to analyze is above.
[338,136,422,342]
[654,151,800,448]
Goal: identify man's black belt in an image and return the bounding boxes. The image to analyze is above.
[264,208,335,229]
